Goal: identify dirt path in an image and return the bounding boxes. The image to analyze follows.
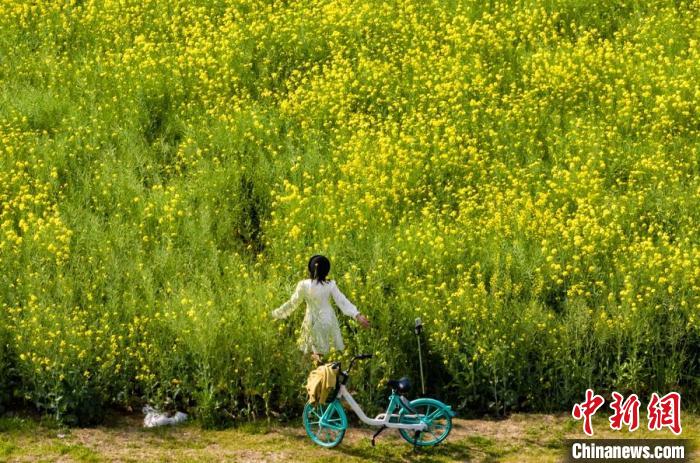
[2,412,697,462]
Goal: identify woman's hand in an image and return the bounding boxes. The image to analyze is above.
[355,313,371,329]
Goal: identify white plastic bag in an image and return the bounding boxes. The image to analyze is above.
[143,405,188,428]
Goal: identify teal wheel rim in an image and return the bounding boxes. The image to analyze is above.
[398,398,453,447]
[303,401,347,448]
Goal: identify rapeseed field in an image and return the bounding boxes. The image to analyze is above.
[0,0,699,425]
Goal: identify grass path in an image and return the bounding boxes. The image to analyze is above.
[1,412,698,462]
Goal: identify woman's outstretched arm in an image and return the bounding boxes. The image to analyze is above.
[330,280,360,318]
[271,280,305,319]
[330,281,370,328]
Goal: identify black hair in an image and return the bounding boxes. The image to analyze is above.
[308,255,331,284]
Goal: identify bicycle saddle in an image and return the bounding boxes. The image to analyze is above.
[388,376,411,393]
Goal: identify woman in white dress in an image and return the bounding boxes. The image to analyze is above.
[271,255,371,364]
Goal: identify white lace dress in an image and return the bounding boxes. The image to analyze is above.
[271,279,359,355]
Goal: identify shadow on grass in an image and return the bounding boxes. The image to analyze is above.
[274,423,476,463]
[335,439,474,463]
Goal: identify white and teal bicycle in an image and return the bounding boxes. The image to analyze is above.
[303,354,456,449]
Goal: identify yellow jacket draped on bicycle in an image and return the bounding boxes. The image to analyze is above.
[306,363,339,405]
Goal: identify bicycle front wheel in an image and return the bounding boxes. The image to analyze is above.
[303,400,347,448]
[398,398,453,447]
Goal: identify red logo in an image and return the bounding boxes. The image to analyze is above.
[572,389,605,436]
[648,392,682,435]
[573,390,682,435]
[609,392,641,432]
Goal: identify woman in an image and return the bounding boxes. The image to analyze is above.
[271,255,371,364]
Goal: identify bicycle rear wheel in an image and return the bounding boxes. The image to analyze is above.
[303,400,347,448]
[398,398,453,447]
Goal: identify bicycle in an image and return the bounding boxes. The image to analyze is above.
[302,354,456,449]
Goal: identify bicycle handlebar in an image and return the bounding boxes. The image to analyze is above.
[330,354,373,380]
[346,353,372,374]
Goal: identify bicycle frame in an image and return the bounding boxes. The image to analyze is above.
[324,384,427,431]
